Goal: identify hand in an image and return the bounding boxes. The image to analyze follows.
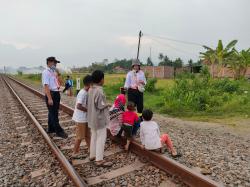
[107,104,112,108]
[141,145,145,150]
[138,80,145,85]
[48,99,53,106]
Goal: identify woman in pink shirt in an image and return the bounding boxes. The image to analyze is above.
[109,88,126,136]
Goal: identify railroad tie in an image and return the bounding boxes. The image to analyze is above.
[72,146,122,166]
[31,169,48,178]
[61,142,86,150]
[86,159,146,186]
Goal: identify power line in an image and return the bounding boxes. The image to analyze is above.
[144,33,204,47]
[149,37,199,57]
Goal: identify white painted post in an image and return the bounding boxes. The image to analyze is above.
[76,77,80,95]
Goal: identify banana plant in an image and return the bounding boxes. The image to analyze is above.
[200,40,237,78]
[227,48,250,79]
[215,40,237,77]
[200,46,217,78]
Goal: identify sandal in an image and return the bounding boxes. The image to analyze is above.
[89,157,95,161]
[95,161,113,167]
[71,152,81,159]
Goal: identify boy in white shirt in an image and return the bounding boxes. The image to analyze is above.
[72,75,92,157]
[140,109,177,157]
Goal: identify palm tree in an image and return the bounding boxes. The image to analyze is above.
[158,53,164,61]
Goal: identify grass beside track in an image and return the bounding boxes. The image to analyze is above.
[14,73,250,125]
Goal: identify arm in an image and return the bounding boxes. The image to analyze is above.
[156,123,161,137]
[140,124,145,147]
[42,71,53,105]
[95,91,110,110]
[139,72,147,85]
[76,103,87,112]
[124,72,131,89]
[44,84,53,105]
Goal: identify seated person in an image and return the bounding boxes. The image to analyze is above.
[140,109,177,157]
[121,101,139,151]
[109,87,126,136]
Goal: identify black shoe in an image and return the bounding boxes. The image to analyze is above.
[56,131,68,139]
[47,129,56,134]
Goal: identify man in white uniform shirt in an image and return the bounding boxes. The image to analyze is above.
[42,57,68,138]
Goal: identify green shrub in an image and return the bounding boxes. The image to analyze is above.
[145,78,157,92]
[163,74,250,116]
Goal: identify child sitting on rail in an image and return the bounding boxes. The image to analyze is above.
[72,75,92,158]
[121,101,139,151]
[140,109,177,157]
[109,87,126,136]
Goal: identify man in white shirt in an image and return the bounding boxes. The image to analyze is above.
[124,59,146,114]
[42,57,68,138]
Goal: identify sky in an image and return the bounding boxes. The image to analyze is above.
[0,0,249,68]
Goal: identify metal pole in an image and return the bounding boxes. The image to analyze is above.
[136,30,142,60]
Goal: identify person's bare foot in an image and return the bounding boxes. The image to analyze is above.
[72,152,85,159]
[171,149,177,157]
[124,144,129,151]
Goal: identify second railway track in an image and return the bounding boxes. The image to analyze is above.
[2,75,221,187]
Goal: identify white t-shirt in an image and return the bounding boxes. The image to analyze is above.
[140,121,162,150]
[72,89,88,123]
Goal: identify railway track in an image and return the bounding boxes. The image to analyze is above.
[2,75,221,187]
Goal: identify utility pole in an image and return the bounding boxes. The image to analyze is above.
[136,30,143,60]
[150,47,152,60]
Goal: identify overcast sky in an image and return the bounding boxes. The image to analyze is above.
[0,0,249,68]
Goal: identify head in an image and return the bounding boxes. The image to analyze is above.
[92,70,104,85]
[131,59,140,71]
[46,57,60,69]
[142,109,153,121]
[120,87,126,95]
[66,75,70,79]
[83,74,93,90]
[127,101,135,111]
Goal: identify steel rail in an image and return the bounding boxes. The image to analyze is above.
[7,75,222,187]
[3,76,88,187]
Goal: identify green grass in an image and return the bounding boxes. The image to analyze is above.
[14,73,250,124]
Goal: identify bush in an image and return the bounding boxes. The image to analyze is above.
[145,78,157,92]
[17,71,23,76]
[211,78,239,93]
[163,74,249,116]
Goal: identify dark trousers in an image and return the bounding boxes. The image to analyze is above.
[45,91,63,133]
[127,88,144,113]
[62,83,70,93]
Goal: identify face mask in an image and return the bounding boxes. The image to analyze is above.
[51,65,56,71]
